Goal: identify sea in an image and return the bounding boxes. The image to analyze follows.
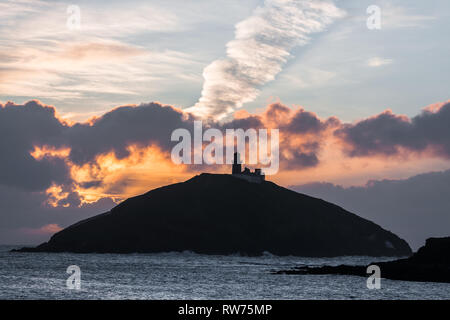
[0,245,449,300]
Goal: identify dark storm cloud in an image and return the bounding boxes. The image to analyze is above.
[291,170,450,251]
[0,101,197,192]
[281,149,319,169]
[284,108,338,134]
[262,102,340,134]
[65,102,197,165]
[264,102,291,122]
[212,102,334,170]
[4,100,450,195]
[0,101,69,191]
[336,102,450,158]
[1,100,337,193]
[263,104,338,170]
[219,115,264,130]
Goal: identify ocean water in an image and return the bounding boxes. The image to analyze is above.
[0,245,449,300]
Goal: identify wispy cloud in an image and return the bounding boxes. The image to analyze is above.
[381,3,437,29]
[0,0,181,40]
[282,66,337,88]
[0,0,202,114]
[187,0,345,119]
[367,57,393,67]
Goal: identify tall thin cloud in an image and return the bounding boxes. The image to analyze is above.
[187,0,345,119]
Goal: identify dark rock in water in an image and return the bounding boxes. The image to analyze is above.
[12,173,411,256]
[410,237,450,265]
[275,237,450,283]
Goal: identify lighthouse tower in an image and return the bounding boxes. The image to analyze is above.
[232,152,241,174]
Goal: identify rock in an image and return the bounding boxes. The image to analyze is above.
[13,173,412,256]
[275,237,450,283]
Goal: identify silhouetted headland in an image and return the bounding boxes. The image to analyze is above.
[275,237,450,283]
[13,172,412,256]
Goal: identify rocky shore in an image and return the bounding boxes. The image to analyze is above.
[275,237,450,283]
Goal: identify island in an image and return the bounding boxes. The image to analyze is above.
[13,169,412,257]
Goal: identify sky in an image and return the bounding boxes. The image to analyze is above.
[0,0,449,249]
[2,0,449,121]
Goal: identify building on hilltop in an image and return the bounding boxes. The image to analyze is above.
[231,152,265,183]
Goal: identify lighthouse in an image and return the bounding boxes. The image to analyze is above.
[231,152,265,183]
[232,152,242,174]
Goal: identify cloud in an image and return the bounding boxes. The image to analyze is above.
[281,66,336,88]
[0,100,70,191]
[65,102,197,165]
[291,169,450,250]
[0,1,181,40]
[56,42,146,62]
[221,102,339,169]
[0,100,336,199]
[381,3,437,29]
[367,57,393,67]
[0,39,199,101]
[0,100,198,196]
[0,0,204,114]
[0,182,115,245]
[2,98,450,245]
[187,0,345,119]
[4,98,450,201]
[21,223,63,236]
[335,101,450,158]
[283,106,339,134]
[258,103,340,169]
[3,98,450,199]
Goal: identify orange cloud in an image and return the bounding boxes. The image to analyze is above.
[21,223,63,235]
[19,99,450,207]
[69,144,192,203]
[33,144,192,206]
[423,100,450,113]
[30,145,71,161]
